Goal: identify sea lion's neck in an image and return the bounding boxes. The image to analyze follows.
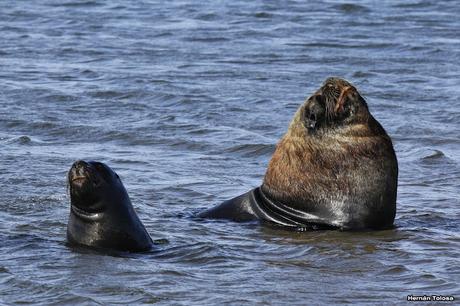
[262,130,315,208]
[71,204,104,222]
[261,117,390,207]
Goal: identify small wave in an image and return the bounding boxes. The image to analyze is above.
[4,119,59,132]
[285,42,396,50]
[85,285,163,304]
[165,138,212,152]
[254,12,273,18]
[153,242,223,264]
[223,143,275,158]
[352,71,375,78]
[45,94,79,102]
[12,135,32,145]
[333,3,371,13]
[158,185,210,200]
[88,90,132,99]
[0,274,103,305]
[393,2,434,9]
[184,36,230,43]
[195,12,220,21]
[401,211,459,232]
[379,265,410,275]
[54,1,102,8]
[421,149,445,160]
[2,135,48,146]
[0,266,11,274]
[399,147,452,164]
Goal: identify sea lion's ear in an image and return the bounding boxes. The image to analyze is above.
[334,86,356,115]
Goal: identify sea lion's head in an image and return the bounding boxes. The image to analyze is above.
[67,160,153,252]
[68,160,124,216]
[301,77,370,134]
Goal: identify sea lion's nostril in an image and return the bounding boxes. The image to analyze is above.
[77,167,86,176]
[79,160,88,167]
[73,160,87,170]
[69,160,91,179]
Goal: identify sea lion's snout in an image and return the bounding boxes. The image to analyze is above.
[68,160,105,214]
[68,160,102,191]
[69,160,93,186]
[70,160,89,179]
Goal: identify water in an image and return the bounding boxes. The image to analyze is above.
[0,0,459,304]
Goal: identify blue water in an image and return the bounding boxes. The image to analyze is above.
[0,1,459,304]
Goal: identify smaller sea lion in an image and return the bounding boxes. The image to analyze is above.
[67,160,153,252]
[199,77,398,230]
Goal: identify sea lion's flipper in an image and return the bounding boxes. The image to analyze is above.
[199,187,339,229]
[197,189,259,221]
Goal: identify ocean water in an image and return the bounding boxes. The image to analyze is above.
[0,0,459,305]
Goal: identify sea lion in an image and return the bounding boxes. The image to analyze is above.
[199,77,398,230]
[67,160,153,252]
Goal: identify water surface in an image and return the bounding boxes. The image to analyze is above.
[0,0,459,304]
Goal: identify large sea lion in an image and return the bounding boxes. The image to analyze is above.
[199,77,398,230]
[67,160,153,252]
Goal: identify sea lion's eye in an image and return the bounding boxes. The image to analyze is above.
[93,163,110,178]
